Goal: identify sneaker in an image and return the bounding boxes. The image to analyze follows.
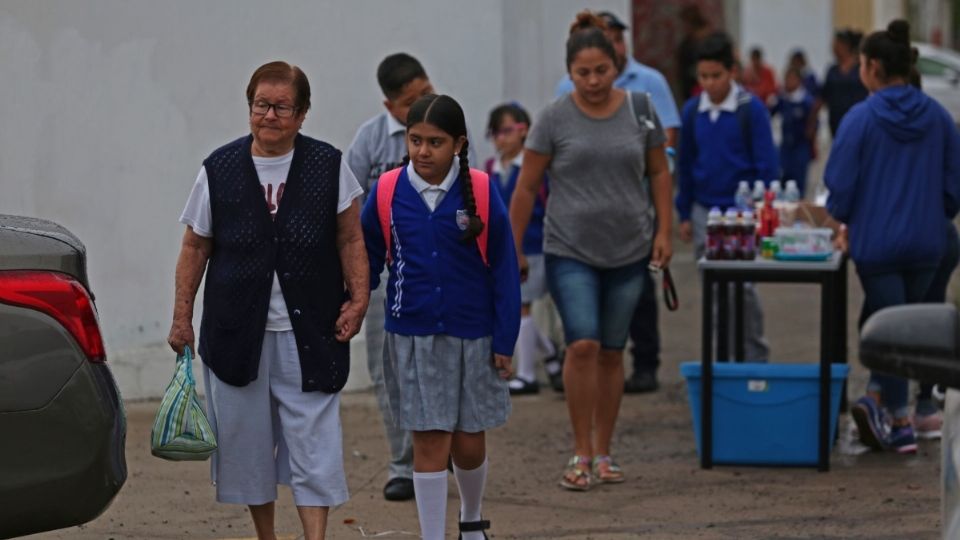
[913,411,943,440]
[850,396,890,451]
[544,355,564,393]
[624,371,659,394]
[508,377,539,395]
[889,424,918,454]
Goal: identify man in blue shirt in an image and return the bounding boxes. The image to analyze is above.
[677,31,779,361]
[555,11,680,393]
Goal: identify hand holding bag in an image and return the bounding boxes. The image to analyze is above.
[150,346,217,461]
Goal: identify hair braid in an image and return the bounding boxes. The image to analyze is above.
[457,140,484,242]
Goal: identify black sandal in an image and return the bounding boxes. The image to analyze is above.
[458,519,490,539]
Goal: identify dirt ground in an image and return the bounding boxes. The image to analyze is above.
[25,241,944,540]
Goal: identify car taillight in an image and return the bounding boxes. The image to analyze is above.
[0,270,106,362]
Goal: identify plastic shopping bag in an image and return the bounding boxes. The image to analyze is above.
[150,346,217,461]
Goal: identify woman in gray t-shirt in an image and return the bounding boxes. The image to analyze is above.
[508,12,673,492]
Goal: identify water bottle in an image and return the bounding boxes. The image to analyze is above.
[723,209,741,260]
[740,211,757,260]
[752,180,766,204]
[705,207,724,260]
[769,180,784,201]
[735,181,752,210]
[784,180,800,203]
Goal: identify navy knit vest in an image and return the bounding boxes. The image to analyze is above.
[199,133,349,392]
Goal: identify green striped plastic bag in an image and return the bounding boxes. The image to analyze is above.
[150,346,217,461]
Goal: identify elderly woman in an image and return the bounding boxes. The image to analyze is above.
[167,61,368,540]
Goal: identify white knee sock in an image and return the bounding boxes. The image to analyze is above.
[453,459,488,540]
[535,320,557,359]
[515,316,538,383]
[413,471,448,540]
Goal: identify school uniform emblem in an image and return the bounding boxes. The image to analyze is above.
[456,209,469,231]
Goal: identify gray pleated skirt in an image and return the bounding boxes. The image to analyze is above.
[382,333,511,433]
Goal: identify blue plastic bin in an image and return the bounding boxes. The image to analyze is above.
[680,362,850,466]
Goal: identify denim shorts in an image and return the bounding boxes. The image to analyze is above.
[545,254,647,350]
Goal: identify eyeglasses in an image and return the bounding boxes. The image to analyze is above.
[486,123,527,139]
[249,100,299,118]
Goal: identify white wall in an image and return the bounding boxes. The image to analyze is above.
[0,0,627,399]
[739,0,833,83]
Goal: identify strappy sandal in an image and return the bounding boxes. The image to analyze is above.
[592,455,625,484]
[559,455,593,491]
[458,518,490,539]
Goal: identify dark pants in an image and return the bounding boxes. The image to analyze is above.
[918,222,960,406]
[629,269,660,375]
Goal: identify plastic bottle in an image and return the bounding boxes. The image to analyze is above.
[759,190,780,238]
[784,180,800,203]
[752,180,766,204]
[769,180,784,201]
[723,209,741,260]
[741,211,757,260]
[735,181,752,210]
[705,207,724,260]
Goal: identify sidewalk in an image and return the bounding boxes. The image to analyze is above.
[27,241,943,540]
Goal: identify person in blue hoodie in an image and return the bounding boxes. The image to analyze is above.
[361,94,520,540]
[676,31,780,361]
[826,19,960,454]
[486,103,560,396]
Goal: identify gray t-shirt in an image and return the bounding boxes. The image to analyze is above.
[526,92,665,268]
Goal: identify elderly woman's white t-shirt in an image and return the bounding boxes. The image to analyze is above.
[179,148,364,331]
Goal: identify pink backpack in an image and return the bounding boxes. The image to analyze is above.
[376,167,491,266]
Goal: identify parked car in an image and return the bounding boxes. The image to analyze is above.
[0,215,125,539]
[916,42,960,125]
[860,303,959,540]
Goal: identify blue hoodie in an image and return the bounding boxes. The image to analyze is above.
[825,85,960,274]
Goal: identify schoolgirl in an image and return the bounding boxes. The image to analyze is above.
[361,94,521,540]
[486,103,560,395]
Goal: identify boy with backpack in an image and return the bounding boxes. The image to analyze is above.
[676,31,780,361]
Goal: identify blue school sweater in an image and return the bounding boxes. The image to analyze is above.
[361,167,521,356]
[675,92,780,221]
[772,90,815,149]
[490,162,547,255]
[825,84,960,274]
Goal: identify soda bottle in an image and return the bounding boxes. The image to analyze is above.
[759,190,780,238]
[723,209,741,260]
[752,180,766,204]
[769,180,784,201]
[705,207,723,260]
[741,210,757,260]
[735,181,752,210]
[784,180,800,203]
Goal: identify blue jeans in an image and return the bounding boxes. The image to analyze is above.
[545,254,647,350]
[858,267,937,419]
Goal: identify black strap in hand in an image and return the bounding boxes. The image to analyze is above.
[662,267,679,311]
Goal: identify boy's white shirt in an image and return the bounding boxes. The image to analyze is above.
[698,83,741,123]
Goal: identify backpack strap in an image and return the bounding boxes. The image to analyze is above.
[377,166,490,267]
[469,168,491,267]
[376,167,403,264]
[735,91,755,166]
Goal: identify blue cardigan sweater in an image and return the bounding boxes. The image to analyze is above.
[361,167,521,356]
[676,92,780,220]
[490,163,547,255]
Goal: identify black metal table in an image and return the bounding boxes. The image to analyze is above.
[698,252,848,471]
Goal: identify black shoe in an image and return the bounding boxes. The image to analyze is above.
[458,518,490,539]
[544,355,564,393]
[383,477,415,501]
[508,377,540,395]
[624,371,659,394]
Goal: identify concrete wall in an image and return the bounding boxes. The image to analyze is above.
[0,0,624,399]
[739,0,834,81]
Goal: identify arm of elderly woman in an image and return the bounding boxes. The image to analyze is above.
[509,149,551,281]
[167,227,213,354]
[335,199,370,342]
[647,145,674,268]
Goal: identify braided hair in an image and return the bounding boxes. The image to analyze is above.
[405,94,484,243]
